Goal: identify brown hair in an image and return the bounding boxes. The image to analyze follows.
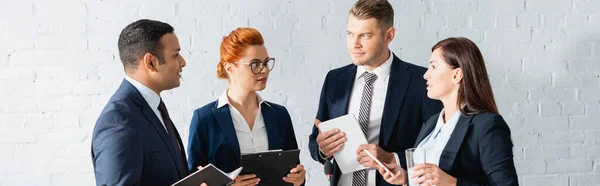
[432,37,499,116]
[349,0,394,30]
[218,27,264,79]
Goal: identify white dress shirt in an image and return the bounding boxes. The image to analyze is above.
[125,76,168,133]
[415,109,461,166]
[217,90,270,154]
[338,51,401,186]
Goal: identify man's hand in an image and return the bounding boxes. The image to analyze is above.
[315,119,347,157]
[356,144,396,168]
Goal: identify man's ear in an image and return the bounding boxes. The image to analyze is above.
[385,26,395,43]
[142,53,158,72]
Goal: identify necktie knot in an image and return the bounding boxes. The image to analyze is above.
[158,99,168,114]
[363,72,377,85]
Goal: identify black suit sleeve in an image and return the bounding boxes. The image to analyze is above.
[456,178,486,186]
[309,71,332,164]
[92,109,143,186]
[474,114,519,186]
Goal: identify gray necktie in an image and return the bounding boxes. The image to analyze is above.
[353,72,378,186]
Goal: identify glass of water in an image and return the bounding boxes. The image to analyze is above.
[405,148,426,186]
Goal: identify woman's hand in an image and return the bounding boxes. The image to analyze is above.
[411,163,457,186]
[283,164,306,186]
[377,161,408,185]
[232,174,260,186]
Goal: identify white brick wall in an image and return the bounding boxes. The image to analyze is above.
[0,0,598,185]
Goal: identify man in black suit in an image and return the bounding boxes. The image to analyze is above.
[91,19,204,186]
[308,1,442,185]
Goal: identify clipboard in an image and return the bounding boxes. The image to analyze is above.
[240,149,300,186]
[171,164,242,186]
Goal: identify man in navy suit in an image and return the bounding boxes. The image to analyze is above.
[91,19,202,186]
[308,1,442,186]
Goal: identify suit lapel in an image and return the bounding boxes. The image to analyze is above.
[261,103,281,149]
[140,107,183,163]
[414,113,439,146]
[380,56,411,146]
[331,65,357,117]
[212,105,242,159]
[171,123,189,175]
[438,115,472,172]
[123,79,187,177]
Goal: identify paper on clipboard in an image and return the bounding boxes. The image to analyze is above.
[317,114,368,174]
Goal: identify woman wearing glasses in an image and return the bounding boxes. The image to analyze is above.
[187,28,305,186]
[377,37,518,186]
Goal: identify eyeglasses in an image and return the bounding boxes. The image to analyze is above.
[231,57,275,74]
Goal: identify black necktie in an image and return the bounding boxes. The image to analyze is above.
[157,99,186,171]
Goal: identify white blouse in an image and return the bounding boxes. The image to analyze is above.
[217,91,270,155]
[415,109,462,166]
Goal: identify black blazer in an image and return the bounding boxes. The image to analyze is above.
[415,112,519,186]
[187,100,299,173]
[91,80,188,186]
[308,55,443,186]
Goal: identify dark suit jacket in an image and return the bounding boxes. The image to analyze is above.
[415,112,519,186]
[91,79,188,186]
[187,100,299,173]
[308,55,443,186]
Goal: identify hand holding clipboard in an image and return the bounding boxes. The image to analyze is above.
[239,149,302,186]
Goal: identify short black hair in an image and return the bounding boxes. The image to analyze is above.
[117,19,174,70]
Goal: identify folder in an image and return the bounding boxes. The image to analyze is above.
[171,164,242,186]
[240,149,301,186]
[317,114,368,174]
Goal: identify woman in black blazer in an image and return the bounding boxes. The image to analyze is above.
[377,37,518,186]
[187,28,305,186]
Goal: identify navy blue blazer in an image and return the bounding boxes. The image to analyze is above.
[91,80,188,186]
[308,55,443,186]
[415,112,519,186]
[187,100,299,173]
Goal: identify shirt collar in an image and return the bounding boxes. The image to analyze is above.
[356,50,394,81]
[436,109,462,127]
[217,90,270,108]
[125,76,161,109]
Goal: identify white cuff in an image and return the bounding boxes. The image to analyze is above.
[393,152,401,167]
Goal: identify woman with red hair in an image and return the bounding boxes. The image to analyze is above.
[187,28,305,186]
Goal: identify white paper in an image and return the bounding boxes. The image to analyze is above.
[317,114,368,174]
[206,164,243,180]
[171,164,241,186]
[226,167,243,179]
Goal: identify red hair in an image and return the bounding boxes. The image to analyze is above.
[217,28,264,79]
